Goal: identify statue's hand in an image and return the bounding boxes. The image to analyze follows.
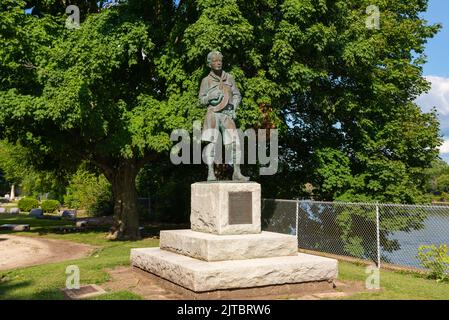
[208,90,221,101]
[229,105,237,119]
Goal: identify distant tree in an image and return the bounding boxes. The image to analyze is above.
[0,170,9,196]
[64,164,113,216]
[436,174,449,193]
[423,159,449,194]
[0,140,68,200]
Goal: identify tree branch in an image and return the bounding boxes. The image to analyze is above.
[21,61,37,70]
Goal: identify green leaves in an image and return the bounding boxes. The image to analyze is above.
[184,0,254,62]
[418,244,449,282]
[0,0,443,206]
[314,148,353,199]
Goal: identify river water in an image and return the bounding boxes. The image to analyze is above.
[262,200,449,270]
[383,212,449,269]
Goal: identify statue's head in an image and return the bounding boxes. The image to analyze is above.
[207,51,223,72]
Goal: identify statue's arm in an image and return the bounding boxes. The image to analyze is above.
[230,76,242,110]
[199,78,210,106]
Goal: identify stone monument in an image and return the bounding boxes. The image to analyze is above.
[131,181,338,294]
[130,52,338,296]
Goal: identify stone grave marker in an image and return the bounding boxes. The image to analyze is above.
[9,208,20,214]
[61,210,77,219]
[29,208,44,217]
[0,224,30,231]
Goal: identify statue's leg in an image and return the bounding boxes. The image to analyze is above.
[222,116,249,182]
[208,165,216,182]
[232,141,249,181]
[203,112,219,182]
[205,143,217,181]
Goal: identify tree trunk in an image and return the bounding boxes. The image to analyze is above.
[107,160,141,240]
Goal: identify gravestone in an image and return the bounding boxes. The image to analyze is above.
[0,224,30,231]
[29,208,44,217]
[9,208,20,214]
[0,208,6,214]
[61,210,77,219]
[76,221,88,228]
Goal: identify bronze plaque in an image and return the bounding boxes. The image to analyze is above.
[228,192,252,225]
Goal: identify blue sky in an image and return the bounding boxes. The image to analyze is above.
[421,1,449,77]
[416,0,449,163]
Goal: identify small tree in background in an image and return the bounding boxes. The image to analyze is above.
[41,199,61,213]
[64,165,113,217]
[418,244,449,282]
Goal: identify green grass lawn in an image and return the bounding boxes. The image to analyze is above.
[1,213,449,300]
[0,213,159,299]
[338,261,449,300]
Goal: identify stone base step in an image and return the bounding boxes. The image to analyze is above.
[160,230,297,261]
[131,248,338,292]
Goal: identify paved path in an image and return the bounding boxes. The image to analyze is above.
[0,234,96,271]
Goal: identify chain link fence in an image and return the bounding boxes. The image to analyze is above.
[262,199,449,271]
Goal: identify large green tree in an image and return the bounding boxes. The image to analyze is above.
[0,0,442,239]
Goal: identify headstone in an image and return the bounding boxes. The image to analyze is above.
[0,224,30,231]
[10,185,15,201]
[61,210,77,219]
[29,208,44,217]
[9,208,20,214]
[76,221,88,228]
[0,208,6,214]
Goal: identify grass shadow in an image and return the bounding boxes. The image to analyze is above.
[0,279,34,300]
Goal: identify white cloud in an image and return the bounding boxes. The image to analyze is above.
[417,76,449,113]
[416,76,449,162]
[416,76,449,137]
[440,139,449,154]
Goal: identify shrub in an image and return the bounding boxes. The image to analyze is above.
[18,197,39,212]
[41,200,61,213]
[64,167,113,217]
[417,244,449,282]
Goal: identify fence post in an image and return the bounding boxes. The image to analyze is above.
[295,200,299,246]
[376,203,381,269]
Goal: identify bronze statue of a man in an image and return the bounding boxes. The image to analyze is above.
[199,51,249,182]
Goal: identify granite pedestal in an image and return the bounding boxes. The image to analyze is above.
[131,182,338,293]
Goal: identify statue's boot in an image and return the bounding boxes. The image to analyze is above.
[230,140,249,181]
[232,164,249,181]
[207,165,217,181]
